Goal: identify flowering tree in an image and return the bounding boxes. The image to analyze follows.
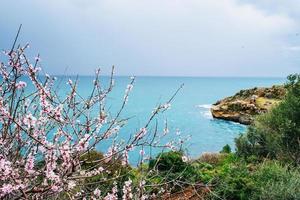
[0,27,191,199]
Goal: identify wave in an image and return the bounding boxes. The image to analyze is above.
[196,104,213,119]
[196,104,212,109]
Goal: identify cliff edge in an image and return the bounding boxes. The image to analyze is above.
[211,85,286,125]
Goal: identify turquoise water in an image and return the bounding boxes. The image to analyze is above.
[54,76,284,163]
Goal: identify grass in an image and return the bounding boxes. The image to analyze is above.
[255,97,280,110]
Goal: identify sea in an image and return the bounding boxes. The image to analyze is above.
[26,76,286,164]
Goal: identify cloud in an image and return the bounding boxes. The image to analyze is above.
[286,46,300,51]
[238,0,300,20]
[0,0,298,76]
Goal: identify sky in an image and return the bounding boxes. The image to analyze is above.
[0,0,299,77]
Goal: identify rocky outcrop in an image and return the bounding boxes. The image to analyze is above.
[211,85,286,125]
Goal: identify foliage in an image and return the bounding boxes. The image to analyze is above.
[220,144,231,153]
[147,151,205,194]
[149,151,187,173]
[212,75,300,199]
[209,163,256,200]
[252,161,300,200]
[207,158,300,200]
[236,74,300,165]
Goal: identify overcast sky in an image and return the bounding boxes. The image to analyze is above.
[0,0,299,77]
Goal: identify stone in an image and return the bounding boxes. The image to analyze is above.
[211,85,286,125]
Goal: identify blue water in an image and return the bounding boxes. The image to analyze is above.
[51,76,284,163]
[18,75,283,164]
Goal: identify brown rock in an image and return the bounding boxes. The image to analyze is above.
[211,85,286,125]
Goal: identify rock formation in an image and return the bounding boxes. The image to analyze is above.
[211,85,286,125]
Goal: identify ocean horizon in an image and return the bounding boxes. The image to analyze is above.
[50,74,288,79]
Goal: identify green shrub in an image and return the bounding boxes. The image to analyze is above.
[208,161,256,200]
[236,74,300,165]
[149,151,187,173]
[209,159,300,200]
[252,161,300,200]
[220,144,231,153]
[147,151,203,192]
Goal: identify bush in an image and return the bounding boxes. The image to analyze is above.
[220,144,231,153]
[198,152,228,165]
[252,161,300,200]
[149,151,187,173]
[236,74,300,165]
[147,151,204,193]
[208,161,256,200]
[209,159,300,200]
[193,153,238,184]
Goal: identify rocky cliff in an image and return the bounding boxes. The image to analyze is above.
[211,85,286,125]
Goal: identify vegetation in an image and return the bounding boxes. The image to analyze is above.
[136,74,300,199]
[143,151,300,199]
[220,144,231,153]
[236,74,300,165]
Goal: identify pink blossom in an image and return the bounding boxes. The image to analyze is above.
[182,156,188,163]
[134,127,147,140]
[14,184,25,190]
[99,111,107,124]
[139,150,145,156]
[1,184,13,196]
[60,142,71,168]
[93,188,101,197]
[76,134,90,152]
[121,150,129,166]
[25,153,35,174]
[51,184,60,192]
[124,84,134,103]
[34,56,41,62]
[23,113,37,128]
[28,65,41,74]
[104,193,118,200]
[0,98,10,120]
[104,146,118,163]
[45,149,59,181]
[67,181,76,190]
[0,156,13,178]
[126,84,133,93]
[98,166,104,173]
[104,184,118,200]
[161,103,171,110]
[122,179,133,200]
[15,81,27,89]
[53,105,63,121]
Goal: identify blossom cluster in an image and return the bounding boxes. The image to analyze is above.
[0,39,185,199]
